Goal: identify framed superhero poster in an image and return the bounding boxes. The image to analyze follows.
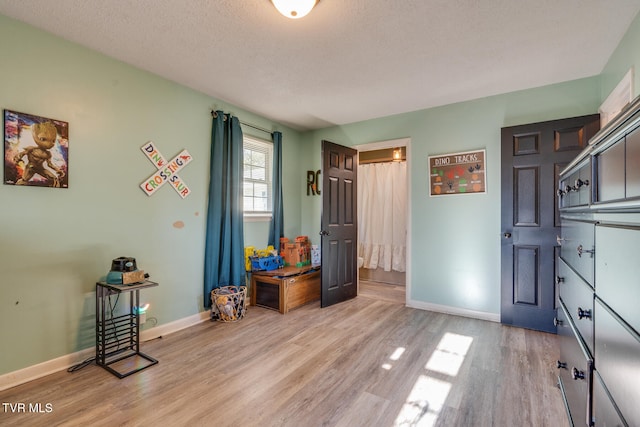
[429,149,486,196]
[4,110,69,188]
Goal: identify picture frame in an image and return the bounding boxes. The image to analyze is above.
[4,109,69,188]
[428,149,486,196]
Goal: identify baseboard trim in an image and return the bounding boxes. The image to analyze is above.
[0,310,212,391]
[407,299,500,323]
[140,310,211,342]
[0,348,96,392]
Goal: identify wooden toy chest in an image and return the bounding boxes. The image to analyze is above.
[250,266,320,314]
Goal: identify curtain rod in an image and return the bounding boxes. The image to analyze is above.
[359,158,406,165]
[211,110,273,135]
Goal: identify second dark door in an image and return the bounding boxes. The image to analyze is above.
[500,114,599,332]
[320,140,358,307]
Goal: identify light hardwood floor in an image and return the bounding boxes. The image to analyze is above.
[358,280,406,305]
[0,285,568,427]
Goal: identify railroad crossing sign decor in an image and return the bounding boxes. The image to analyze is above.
[140,141,192,198]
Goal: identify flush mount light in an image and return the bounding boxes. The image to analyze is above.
[271,0,319,19]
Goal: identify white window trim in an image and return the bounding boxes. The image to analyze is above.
[244,212,273,222]
[243,135,273,217]
[599,68,634,128]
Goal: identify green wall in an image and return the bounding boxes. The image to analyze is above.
[2,10,640,378]
[0,14,303,375]
[302,78,602,315]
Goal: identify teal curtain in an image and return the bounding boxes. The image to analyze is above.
[204,111,245,309]
[268,131,284,251]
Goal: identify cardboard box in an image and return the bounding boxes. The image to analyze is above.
[311,245,321,266]
[122,270,146,285]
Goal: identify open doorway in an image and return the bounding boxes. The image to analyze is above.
[355,138,410,305]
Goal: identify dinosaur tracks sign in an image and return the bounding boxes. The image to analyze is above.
[428,149,486,196]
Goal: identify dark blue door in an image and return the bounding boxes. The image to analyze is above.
[500,115,599,332]
[320,140,358,307]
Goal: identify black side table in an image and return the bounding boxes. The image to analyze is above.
[95,280,159,378]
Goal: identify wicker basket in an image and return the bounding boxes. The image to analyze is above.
[211,286,247,322]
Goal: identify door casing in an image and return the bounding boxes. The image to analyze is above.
[354,138,411,305]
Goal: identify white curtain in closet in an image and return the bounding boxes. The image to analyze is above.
[357,161,407,272]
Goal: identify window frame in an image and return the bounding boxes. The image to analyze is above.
[243,135,273,221]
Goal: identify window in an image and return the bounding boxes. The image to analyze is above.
[243,136,273,216]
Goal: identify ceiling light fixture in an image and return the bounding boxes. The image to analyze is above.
[271,0,319,19]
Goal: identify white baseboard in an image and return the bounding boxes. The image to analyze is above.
[0,348,96,392]
[406,298,500,323]
[0,310,212,392]
[140,310,211,342]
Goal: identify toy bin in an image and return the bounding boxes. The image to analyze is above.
[250,255,283,272]
[211,286,247,322]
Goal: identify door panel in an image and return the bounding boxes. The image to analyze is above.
[321,140,358,307]
[514,245,539,305]
[501,114,599,332]
[514,166,539,226]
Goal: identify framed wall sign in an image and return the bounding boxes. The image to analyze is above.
[4,109,69,188]
[428,149,486,196]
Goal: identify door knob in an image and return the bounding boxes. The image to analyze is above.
[319,230,331,236]
[503,232,511,239]
[572,367,585,380]
[557,360,567,369]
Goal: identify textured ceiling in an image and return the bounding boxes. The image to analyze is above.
[1,1,639,131]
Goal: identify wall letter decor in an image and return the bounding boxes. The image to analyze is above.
[307,170,321,195]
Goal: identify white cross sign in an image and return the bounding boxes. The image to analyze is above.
[140,141,192,198]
